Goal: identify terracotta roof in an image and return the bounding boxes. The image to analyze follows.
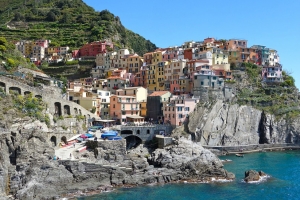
[149,91,170,96]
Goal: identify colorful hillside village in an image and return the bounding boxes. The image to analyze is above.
[14,38,282,126]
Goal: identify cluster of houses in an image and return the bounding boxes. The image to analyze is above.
[14,37,283,126]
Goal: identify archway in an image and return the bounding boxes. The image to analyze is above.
[9,87,21,95]
[121,130,133,135]
[54,102,62,117]
[125,135,142,150]
[24,91,31,96]
[61,136,67,145]
[50,136,57,147]
[0,82,5,93]
[74,108,78,115]
[64,105,70,115]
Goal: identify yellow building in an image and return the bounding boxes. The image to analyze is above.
[228,49,240,64]
[148,51,163,91]
[152,51,163,64]
[148,64,156,91]
[140,101,147,117]
[24,41,34,57]
[212,48,229,65]
[156,61,167,91]
[126,54,143,74]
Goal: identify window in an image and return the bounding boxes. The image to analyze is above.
[113,104,115,108]
[201,81,204,85]
[185,107,190,111]
[179,114,183,118]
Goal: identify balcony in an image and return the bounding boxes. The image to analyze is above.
[121,107,140,111]
[113,86,119,90]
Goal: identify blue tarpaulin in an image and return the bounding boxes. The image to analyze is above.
[85,133,94,138]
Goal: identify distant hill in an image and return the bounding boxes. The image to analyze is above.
[0,0,157,55]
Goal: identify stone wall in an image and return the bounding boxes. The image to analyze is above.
[0,75,97,123]
[156,135,174,148]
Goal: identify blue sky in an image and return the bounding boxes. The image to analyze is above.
[83,0,300,88]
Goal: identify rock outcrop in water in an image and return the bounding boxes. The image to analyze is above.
[187,100,300,146]
[0,127,234,199]
[244,170,267,183]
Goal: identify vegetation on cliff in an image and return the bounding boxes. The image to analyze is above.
[236,63,299,119]
[0,36,39,71]
[0,0,157,55]
[0,90,49,127]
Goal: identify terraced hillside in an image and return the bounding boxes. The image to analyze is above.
[0,0,157,55]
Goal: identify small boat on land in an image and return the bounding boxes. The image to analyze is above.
[236,154,244,157]
[101,131,118,139]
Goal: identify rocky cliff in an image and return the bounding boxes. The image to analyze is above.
[186,100,300,146]
[0,128,233,199]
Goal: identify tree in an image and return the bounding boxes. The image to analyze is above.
[14,12,24,21]
[0,37,7,46]
[60,13,72,23]
[0,45,6,52]
[46,11,57,21]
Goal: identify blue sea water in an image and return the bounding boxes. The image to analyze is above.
[78,151,300,200]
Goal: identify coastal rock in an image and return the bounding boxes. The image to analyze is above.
[244,170,260,182]
[244,170,267,183]
[187,100,300,146]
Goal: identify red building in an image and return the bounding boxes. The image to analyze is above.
[184,48,193,60]
[79,41,113,58]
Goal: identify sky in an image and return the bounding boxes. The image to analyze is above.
[83,0,300,88]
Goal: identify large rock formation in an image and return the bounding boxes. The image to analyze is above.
[187,100,300,146]
[0,127,234,199]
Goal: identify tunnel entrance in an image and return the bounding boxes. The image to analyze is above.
[125,135,142,150]
[50,136,57,147]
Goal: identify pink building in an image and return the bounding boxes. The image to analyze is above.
[162,48,178,61]
[163,95,199,126]
[72,50,79,58]
[261,63,283,83]
[35,39,49,48]
[203,37,215,44]
[110,95,144,124]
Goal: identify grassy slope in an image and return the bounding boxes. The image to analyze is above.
[0,0,157,55]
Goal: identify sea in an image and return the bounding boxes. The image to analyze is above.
[78,151,300,200]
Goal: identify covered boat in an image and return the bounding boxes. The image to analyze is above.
[101,131,118,139]
[108,136,122,141]
[80,134,88,139]
[85,133,94,138]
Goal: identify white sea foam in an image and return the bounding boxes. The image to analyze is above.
[211,177,233,183]
[242,175,271,184]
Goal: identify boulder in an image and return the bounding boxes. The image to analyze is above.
[244,170,261,182]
